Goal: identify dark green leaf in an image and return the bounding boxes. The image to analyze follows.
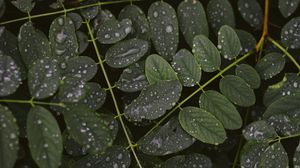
[63,131,87,157]
[281,16,300,49]
[0,0,5,19]
[27,106,62,168]
[125,80,182,122]
[134,152,163,168]
[177,0,208,47]
[192,35,221,72]
[207,0,235,34]
[158,154,212,168]
[179,106,227,145]
[294,142,300,167]
[138,116,195,156]
[235,64,261,89]
[258,142,288,168]
[58,77,86,103]
[267,114,300,136]
[171,49,201,87]
[219,75,256,107]
[18,22,51,67]
[242,120,277,141]
[255,52,285,80]
[148,1,179,60]
[0,104,19,168]
[80,0,98,20]
[240,141,268,168]
[28,57,60,99]
[236,29,257,54]
[278,0,300,18]
[67,13,83,30]
[93,9,116,31]
[105,38,149,68]
[63,104,113,154]
[11,0,34,13]
[145,54,178,84]
[97,113,119,142]
[199,90,242,129]
[218,25,242,60]
[237,0,263,28]
[0,53,22,96]
[76,31,89,55]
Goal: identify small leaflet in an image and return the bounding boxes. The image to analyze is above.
[11,0,35,13]
[242,120,277,141]
[67,13,83,30]
[237,0,263,28]
[76,31,89,55]
[278,0,300,18]
[0,0,5,19]
[80,0,99,20]
[58,77,86,103]
[236,29,257,54]
[281,16,300,49]
[235,64,261,89]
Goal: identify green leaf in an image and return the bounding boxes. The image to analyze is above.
[58,77,86,103]
[60,56,98,81]
[199,90,242,129]
[97,18,132,44]
[237,0,263,28]
[278,0,300,18]
[79,0,98,20]
[93,9,116,31]
[192,35,221,72]
[219,75,256,107]
[240,141,268,168]
[294,142,300,167]
[11,0,34,13]
[0,53,22,96]
[118,4,150,40]
[18,22,51,67]
[125,80,182,122]
[0,0,5,19]
[171,49,202,87]
[71,145,131,168]
[105,38,149,68]
[145,54,178,84]
[236,29,257,54]
[116,61,148,92]
[76,31,89,54]
[63,104,113,154]
[267,114,300,136]
[134,152,163,168]
[27,106,62,168]
[207,0,235,34]
[177,0,208,47]
[281,16,300,49]
[138,116,195,156]
[263,94,300,118]
[49,15,79,61]
[255,52,285,80]
[258,142,288,168]
[235,64,261,89]
[28,57,60,99]
[63,131,87,157]
[218,25,242,60]
[0,104,19,168]
[158,153,212,168]
[242,120,277,141]
[179,106,227,145]
[67,13,83,30]
[148,1,179,60]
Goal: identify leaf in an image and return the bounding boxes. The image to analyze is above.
[0,0,5,19]
[281,16,300,49]
[294,142,300,167]
[93,9,116,31]
[207,0,235,34]
[145,54,178,84]
[0,53,22,96]
[134,152,163,168]
[97,18,132,44]
[218,25,242,60]
[240,141,268,168]
[79,0,98,20]
[49,15,79,62]
[63,104,113,154]
[171,49,202,87]
[26,106,62,168]
[158,154,212,168]
[199,90,242,130]
[236,29,257,54]
[28,57,60,99]
[278,0,300,18]
[0,104,19,168]
[177,0,208,47]
[118,4,150,40]
[76,31,89,55]
[67,13,83,30]
[148,1,179,60]
[192,35,221,72]
[58,77,86,103]
[138,116,195,156]
[97,113,119,142]
[242,120,277,141]
[60,56,98,81]
[116,61,148,92]
[11,0,34,13]
[255,52,285,80]
[235,64,261,89]
[219,75,256,107]
[105,38,149,68]
[124,80,182,122]
[179,106,227,145]
[18,22,51,67]
[267,114,300,136]
[63,131,87,157]
[237,0,263,28]
[258,142,288,168]
[71,145,131,168]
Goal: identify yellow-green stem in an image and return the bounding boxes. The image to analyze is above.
[0,99,65,107]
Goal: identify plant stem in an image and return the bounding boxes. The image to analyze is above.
[0,0,139,25]
[0,99,65,107]
[144,51,254,137]
[268,132,300,144]
[85,20,142,168]
[267,37,300,73]
[255,0,269,52]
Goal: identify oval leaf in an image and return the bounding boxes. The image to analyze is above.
[240,141,268,168]
[237,0,263,28]
[242,120,277,141]
[279,0,300,18]
[294,142,300,167]
[58,77,86,103]
[76,31,89,54]
[236,29,257,54]
[258,142,288,168]
[158,154,212,168]
[235,64,261,89]
[281,16,300,49]
[11,0,34,13]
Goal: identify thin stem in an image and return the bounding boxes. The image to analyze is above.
[85,20,142,168]
[144,51,254,137]
[0,99,65,107]
[267,37,300,72]
[0,0,140,25]
[255,0,269,52]
[268,132,300,144]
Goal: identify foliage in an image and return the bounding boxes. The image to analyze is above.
[0,0,300,167]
